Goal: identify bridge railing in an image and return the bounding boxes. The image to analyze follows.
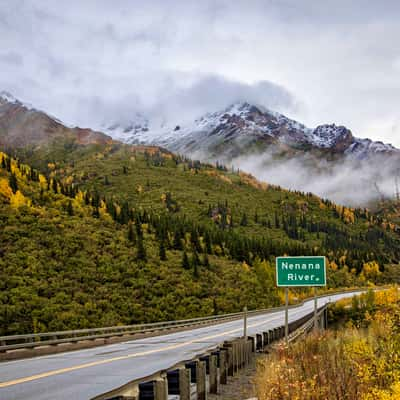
[0,287,366,353]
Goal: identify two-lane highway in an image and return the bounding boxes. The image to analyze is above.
[0,291,361,400]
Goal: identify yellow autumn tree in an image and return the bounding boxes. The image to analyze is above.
[0,177,13,200]
[360,261,381,282]
[10,190,30,208]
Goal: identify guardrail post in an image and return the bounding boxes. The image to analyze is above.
[247,338,253,363]
[243,306,248,338]
[232,341,239,374]
[209,354,218,394]
[262,332,268,348]
[240,339,246,367]
[319,309,326,331]
[219,349,228,384]
[244,338,251,366]
[197,360,207,400]
[179,368,191,400]
[155,378,168,400]
[226,346,234,376]
[256,333,262,351]
[237,340,242,369]
[248,336,255,352]
[199,355,210,375]
[325,306,329,329]
[266,330,272,344]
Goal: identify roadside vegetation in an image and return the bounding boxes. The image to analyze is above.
[256,288,400,400]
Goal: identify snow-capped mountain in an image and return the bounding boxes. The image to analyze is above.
[101,101,399,161]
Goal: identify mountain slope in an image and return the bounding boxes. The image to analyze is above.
[0,91,112,148]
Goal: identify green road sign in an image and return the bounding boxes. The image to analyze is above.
[276,256,326,287]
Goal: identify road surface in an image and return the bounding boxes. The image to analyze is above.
[0,291,360,400]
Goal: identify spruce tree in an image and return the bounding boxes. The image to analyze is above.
[159,241,167,261]
[92,206,100,218]
[193,262,199,278]
[135,217,143,237]
[173,229,183,250]
[127,223,136,244]
[191,250,200,267]
[66,200,74,216]
[8,173,18,194]
[204,231,212,254]
[136,236,147,262]
[52,178,58,194]
[182,251,190,269]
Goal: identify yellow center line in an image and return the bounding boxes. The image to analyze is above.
[0,315,282,388]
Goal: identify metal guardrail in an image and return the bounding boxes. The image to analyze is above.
[287,304,328,343]
[0,288,366,353]
[93,303,332,400]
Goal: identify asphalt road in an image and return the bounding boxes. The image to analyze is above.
[0,291,361,400]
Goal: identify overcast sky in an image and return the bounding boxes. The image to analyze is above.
[1,0,400,145]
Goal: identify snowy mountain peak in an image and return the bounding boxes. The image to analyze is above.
[0,90,36,111]
[0,91,19,104]
[311,124,353,149]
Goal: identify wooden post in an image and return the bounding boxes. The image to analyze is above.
[325,307,328,329]
[219,349,228,384]
[256,334,262,351]
[248,335,255,352]
[209,355,218,394]
[197,360,207,400]
[243,306,248,339]
[233,341,238,373]
[154,378,168,400]
[241,339,246,367]
[179,368,191,400]
[226,346,234,376]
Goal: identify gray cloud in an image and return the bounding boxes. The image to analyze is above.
[0,51,23,66]
[228,151,400,207]
[0,0,400,147]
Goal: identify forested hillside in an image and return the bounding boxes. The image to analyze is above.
[1,141,399,335]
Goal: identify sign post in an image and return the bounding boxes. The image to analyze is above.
[243,306,248,339]
[276,256,326,345]
[314,287,318,332]
[284,287,289,346]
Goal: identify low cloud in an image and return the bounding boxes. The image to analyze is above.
[225,151,399,206]
[62,74,298,129]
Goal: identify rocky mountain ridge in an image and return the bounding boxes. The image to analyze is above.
[0,91,112,148]
[99,101,399,161]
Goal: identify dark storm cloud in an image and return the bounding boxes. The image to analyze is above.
[0,0,400,145]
